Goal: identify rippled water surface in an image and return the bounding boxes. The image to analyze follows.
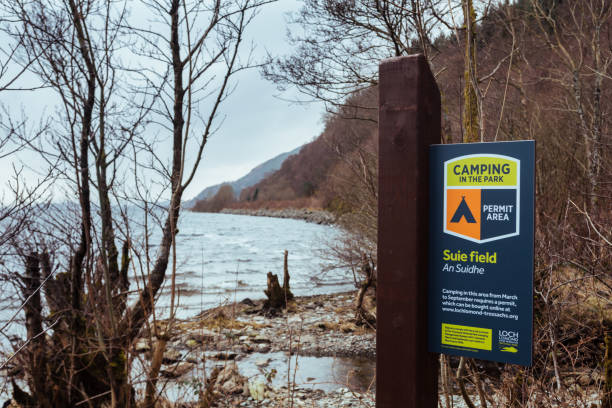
[0,212,351,328]
[0,213,369,400]
[152,212,353,318]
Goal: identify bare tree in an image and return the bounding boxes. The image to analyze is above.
[0,0,267,406]
[0,13,50,254]
[262,0,454,111]
[124,1,268,403]
[528,0,611,211]
[461,0,481,142]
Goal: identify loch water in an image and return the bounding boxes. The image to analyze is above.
[141,212,353,319]
[0,212,375,398]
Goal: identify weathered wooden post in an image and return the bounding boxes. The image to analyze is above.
[377,54,440,407]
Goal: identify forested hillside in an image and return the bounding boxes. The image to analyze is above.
[242,1,611,219]
[238,89,377,209]
[237,0,612,405]
[234,0,612,246]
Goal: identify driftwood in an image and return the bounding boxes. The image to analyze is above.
[264,250,294,309]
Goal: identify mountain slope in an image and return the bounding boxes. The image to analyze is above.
[184,146,302,208]
[237,88,378,209]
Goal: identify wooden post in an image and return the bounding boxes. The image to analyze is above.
[377,54,440,407]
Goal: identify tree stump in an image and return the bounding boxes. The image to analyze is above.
[263,250,293,309]
[264,272,285,309]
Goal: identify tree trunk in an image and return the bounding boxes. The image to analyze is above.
[462,0,480,143]
[23,253,52,408]
[143,337,169,408]
[355,254,376,327]
[603,330,612,408]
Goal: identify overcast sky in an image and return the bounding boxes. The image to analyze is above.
[0,0,325,202]
[183,0,325,199]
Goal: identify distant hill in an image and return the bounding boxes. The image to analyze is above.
[237,88,378,210]
[184,146,302,208]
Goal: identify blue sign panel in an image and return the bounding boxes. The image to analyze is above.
[428,141,534,366]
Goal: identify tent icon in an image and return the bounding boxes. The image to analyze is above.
[450,196,476,223]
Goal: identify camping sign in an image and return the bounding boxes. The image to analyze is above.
[444,154,519,243]
[428,141,534,366]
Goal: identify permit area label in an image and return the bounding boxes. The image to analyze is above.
[428,141,534,366]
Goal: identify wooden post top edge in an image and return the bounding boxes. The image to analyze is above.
[379,54,426,71]
[378,54,440,104]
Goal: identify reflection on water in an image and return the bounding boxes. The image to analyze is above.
[158,352,376,403]
[235,352,376,393]
[0,213,363,402]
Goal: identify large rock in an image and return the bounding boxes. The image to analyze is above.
[160,362,195,379]
[215,363,246,394]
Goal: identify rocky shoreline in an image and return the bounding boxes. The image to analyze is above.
[134,289,601,407]
[220,208,336,225]
[134,291,376,406]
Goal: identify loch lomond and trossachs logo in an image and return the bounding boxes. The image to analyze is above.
[444,154,520,243]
